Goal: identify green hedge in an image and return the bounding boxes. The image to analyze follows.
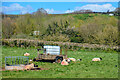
[2,39,120,51]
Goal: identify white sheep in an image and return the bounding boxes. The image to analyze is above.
[77,59,82,61]
[69,58,76,62]
[61,59,69,65]
[92,57,102,61]
[24,52,30,56]
[24,63,34,70]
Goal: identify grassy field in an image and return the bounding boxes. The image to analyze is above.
[2,46,118,78]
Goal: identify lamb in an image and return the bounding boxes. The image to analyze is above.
[92,57,102,61]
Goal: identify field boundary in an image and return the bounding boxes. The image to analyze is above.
[2,39,120,51]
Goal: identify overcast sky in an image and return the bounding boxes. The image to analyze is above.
[2,2,119,14]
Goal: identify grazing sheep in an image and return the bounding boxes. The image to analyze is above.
[24,52,30,56]
[61,59,69,65]
[92,57,102,61]
[69,58,76,62]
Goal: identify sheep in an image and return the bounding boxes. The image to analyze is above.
[69,58,76,62]
[66,58,71,63]
[77,59,82,61]
[92,57,102,61]
[24,52,30,56]
[24,63,34,70]
[61,59,69,65]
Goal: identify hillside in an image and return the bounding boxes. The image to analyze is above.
[2,13,118,46]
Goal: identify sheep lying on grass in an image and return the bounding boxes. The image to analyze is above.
[24,63,34,70]
[24,52,30,56]
[77,59,82,61]
[61,58,82,65]
[61,59,69,65]
[92,57,102,61]
[69,58,76,62]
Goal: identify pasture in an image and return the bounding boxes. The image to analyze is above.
[2,46,118,78]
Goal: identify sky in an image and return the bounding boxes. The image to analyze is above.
[2,0,120,2]
[1,2,119,14]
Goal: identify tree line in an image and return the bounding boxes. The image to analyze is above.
[2,8,119,46]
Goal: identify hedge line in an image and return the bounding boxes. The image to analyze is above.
[2,39,120,51]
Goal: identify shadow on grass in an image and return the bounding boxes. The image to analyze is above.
[35,60,55,63]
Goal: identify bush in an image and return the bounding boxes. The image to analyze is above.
[70,37,83,43]
[43,33,70,42]
[11,34,35,39]
[2,39,119,51]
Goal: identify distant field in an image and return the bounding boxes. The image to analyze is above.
[2,46,118,78]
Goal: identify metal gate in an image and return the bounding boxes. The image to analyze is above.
[5,56,29,67]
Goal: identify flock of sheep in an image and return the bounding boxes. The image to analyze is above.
[24,52,102,66]
[61,57,102,65]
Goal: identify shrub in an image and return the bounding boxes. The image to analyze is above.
[43,33,70,42]
[2,39,119,51]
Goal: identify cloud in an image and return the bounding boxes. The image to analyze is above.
[64,3,116,13]
[2,3,33,14]
[45,8,63,14]
[45,9,55,14]
[65,10,74,13]
[75,4,116,12]
[2,0,120,2]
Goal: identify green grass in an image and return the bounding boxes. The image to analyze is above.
[2,46,118,78]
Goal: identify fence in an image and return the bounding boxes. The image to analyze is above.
[5,56,29,67]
